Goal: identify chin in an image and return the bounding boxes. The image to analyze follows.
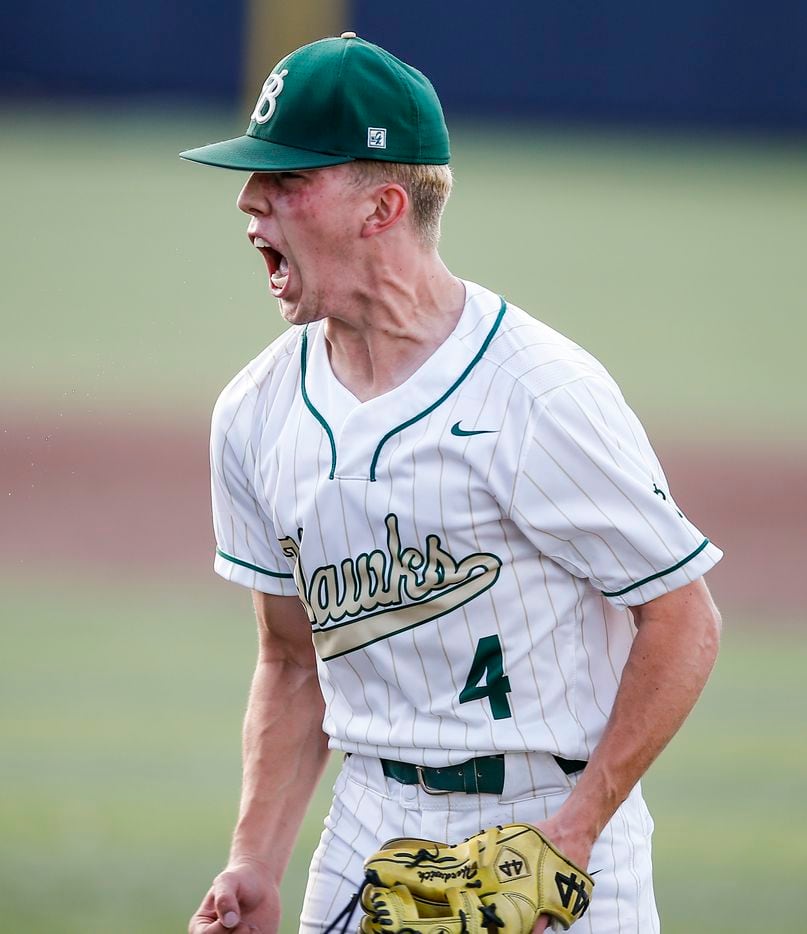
[276,296,323,326]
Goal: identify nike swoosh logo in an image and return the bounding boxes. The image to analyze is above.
[451,421,497,437]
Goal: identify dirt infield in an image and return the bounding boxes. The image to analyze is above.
[2,410,803,612]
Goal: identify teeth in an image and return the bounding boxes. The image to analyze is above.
[254,236,270,249]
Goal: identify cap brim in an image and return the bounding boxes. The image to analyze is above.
[180,134,354,171]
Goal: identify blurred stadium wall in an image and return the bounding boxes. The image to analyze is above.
[2,0,806,130]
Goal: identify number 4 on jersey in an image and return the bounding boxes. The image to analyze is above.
[459,634,512,720]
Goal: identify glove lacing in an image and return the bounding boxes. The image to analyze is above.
[322,875,373,934]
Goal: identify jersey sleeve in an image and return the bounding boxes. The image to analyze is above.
[509,377,722,607]
[209,385,298,596]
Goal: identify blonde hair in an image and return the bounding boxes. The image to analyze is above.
[349,161,453,248]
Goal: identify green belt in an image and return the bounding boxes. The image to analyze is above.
[381,754,505,794]
[380,753,587,795]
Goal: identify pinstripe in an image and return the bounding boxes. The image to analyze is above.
[360,460,376,542]
[383,432,405,749]
[599,595,624,689]
[603,815,625,934]
[482,374,519,482]
[582,380,625,458]
[496,520,556,780]
[220,396,278,572]
[317,785,368,928]
[464,458,536,757]
[534,550,588,752]
[362,650,394,758]
[408,416,439,722]
[385,432,403,508]
[302,790,344,927]
[617,803,642,933]
[334,478,376,746]
[402,807,418,837]
[343,653,374,745]
[460,601,498,749]
[359,469,399,757]
[409,626,437,727]
[331,663,358,743]
[219,392,249,505]
[287,395,308,572]
[246,437,276,552]
[463,434,500,726]
[454,443,498,750]
[571,574,610,721]
[505,395,539,512]
[435,389,463,547]
[432,391,471,750]
[311,429,329,556]
[602,381,646,457]
[376,641,405,760]
[386,630,417,747]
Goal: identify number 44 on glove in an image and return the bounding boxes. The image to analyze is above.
[360,823,594,933]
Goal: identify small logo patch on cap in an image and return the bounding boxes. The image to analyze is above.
[251,69,289,125]
[367,127,387,149]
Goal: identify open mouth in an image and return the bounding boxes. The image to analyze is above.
[254,236,289,296]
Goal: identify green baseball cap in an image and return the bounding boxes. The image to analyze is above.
[180,33,450,170]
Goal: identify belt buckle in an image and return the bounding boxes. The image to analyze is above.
[415,765,452,795]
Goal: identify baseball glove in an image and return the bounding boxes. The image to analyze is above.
[360,823,594,933]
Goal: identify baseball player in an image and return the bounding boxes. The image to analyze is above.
[182,34,722,934]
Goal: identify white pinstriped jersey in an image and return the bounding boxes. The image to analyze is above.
[211,280,722,767]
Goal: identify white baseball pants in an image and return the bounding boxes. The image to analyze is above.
[299,752,660,934]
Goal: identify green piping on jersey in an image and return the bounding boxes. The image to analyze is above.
[216,547,294,579]
[368,297,507,481]
[601,538,710,597]
[300,327,338,479]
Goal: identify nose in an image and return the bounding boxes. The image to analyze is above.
[237,173,271,216]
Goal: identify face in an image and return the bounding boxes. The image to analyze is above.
[237,164,369,325]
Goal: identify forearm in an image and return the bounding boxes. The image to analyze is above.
[230,654,330,878]
[551,579,721,852]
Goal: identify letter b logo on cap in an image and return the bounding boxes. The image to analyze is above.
[251,69,289,124]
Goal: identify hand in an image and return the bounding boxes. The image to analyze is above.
[188,858,281,934]
[529,816,595,934]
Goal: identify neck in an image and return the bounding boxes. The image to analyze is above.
[323,249,465,402]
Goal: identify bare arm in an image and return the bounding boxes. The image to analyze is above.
[534,576,721,927]
[189,592,330,934]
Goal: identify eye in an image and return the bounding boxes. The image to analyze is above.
[277,172,304,181]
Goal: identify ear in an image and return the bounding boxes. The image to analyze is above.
[361,184,409,238]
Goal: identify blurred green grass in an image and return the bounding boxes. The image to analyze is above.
[1,576,805,933]
[2,106,805,438]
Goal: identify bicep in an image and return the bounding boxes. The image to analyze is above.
[251,591,318,667]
